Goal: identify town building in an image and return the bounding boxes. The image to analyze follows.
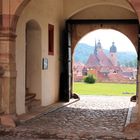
[74,40,137,83]
[86,40,117,68]
[84,40,136,82]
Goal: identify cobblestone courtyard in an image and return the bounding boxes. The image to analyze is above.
[0,96,135,140]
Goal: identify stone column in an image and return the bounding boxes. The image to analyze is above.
[0,29,16,114]
[137,60,140,119]
[0,66,5,112]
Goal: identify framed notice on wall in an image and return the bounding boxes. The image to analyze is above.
[42,58,48,70]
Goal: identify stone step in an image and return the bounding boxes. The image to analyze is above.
[0,110,4,115]
[25,93,36,105]
[31,99,41,107]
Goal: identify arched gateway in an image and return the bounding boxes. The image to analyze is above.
[1,0,140,125]
[63,19,139,101]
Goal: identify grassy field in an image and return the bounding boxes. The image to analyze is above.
[73,82,136,96]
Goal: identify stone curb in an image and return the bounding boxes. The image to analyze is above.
[19,98,80,124]
[125,101,136,127]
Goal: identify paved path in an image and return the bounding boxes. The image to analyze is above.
[0,96,131,140]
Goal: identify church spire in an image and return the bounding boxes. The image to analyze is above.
[95,39,97,47]
[110,41,117,53]
[109,41,118,66]
[97,40,101,49]
[94,39,97,55]
[94,39,102,55]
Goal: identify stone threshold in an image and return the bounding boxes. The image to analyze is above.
[124,102,140,139]
[125,101,136,127]
[18,98,79,123]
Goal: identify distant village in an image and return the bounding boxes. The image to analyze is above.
[73,40,137,83]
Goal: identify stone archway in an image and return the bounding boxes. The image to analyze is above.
[65,20,139,100]
[72,28,138,91]
[70,21,138,54]
[0,0,31,115]
[0,0,140,116]
[16,19,42,114]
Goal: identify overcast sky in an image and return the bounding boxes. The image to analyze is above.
[78,29,136,53]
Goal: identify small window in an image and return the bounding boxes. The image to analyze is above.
[48,24,54,55]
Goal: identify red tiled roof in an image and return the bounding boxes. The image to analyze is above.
[97,50,113,66]
[86,54,100,67]
[108,73,128,80]
[86,49,113,68]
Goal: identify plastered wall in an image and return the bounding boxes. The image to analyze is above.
[16,0,63,114]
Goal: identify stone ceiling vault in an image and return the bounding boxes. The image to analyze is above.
[63,0,137,19]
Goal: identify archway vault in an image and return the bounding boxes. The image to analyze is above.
[68,20,139,54]
[64,0,137,19]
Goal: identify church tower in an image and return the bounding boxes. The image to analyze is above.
[109,42,117,66]
[94,40,102,55]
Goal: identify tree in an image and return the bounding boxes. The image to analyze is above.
[84,74,96,84]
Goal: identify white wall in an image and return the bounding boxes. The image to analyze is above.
[16,0,63,114]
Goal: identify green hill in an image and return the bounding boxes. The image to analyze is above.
[74,43,137,67]
[74,43,94,64]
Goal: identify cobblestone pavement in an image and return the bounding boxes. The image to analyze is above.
[0,96,135,140]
